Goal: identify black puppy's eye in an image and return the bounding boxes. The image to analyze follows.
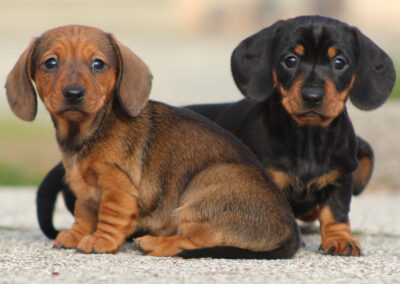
[91,59,106,71]
[333,57,346,70]
[282,55,298,69]
[44,57,58,71]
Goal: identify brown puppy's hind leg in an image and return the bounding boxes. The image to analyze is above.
[136,163,299,258]
[134,235,198,257]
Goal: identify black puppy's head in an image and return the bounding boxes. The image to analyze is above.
[231,16,396,127]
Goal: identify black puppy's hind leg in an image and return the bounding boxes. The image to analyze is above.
[352,136,374,195]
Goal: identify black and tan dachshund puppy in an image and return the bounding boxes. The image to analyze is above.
[36,16,395,256]
[189,15,396,256]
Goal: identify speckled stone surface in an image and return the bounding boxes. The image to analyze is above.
[0,188,399,283]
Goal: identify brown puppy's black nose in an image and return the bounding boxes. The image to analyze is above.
[63,85,85,105]
[302,88,324,108]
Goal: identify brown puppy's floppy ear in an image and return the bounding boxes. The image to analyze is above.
[231,22,280,102]
[349,28,396,110]
[5,38,39,121]
[108,35,152,117]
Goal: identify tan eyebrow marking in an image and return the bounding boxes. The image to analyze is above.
[294,45,304,56]
[328,47,337,58]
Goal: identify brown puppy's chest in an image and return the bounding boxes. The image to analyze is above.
[62,143,180,236]
[64,155,103,204]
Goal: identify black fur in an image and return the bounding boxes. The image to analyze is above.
[36,162,75,239]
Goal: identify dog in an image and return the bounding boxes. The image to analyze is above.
[188,15,396,256]
[34,16,396,257]
[5,25,299,258]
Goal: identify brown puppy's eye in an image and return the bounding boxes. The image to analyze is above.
[282,55,298,69]
[333,57,346,70]
[91,59,105,71]
[44,57,58,71]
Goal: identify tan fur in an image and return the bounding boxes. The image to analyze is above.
[308,171,340,189]
[322,75,356,125]
[5,25,299,257]
[327,47,337,58]
[319,205,362,256]
[273,70,307,126]
[266,168,299,190]
[294,45,305,56]
[353,156,373,188]
[267,168,340,192]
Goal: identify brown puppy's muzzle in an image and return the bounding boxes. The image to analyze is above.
[63,85,86,106]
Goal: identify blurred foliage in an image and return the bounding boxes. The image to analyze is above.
[0,115,59,186]
[0,161,42,185]
[391,64,400,100]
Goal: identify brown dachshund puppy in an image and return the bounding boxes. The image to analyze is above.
[5,25,299,258]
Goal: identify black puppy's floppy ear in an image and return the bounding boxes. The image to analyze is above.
[231,22,280,102]
[108,35,153,117]
[5,38,39,121]
[349,28,396,110]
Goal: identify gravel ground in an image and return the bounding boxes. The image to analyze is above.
[0,188,399,283]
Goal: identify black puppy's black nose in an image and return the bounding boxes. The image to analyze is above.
[302,88,324,108]
[63,85,85,104]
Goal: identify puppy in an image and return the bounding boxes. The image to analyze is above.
[188,16,396,256]
[6,25,299,258]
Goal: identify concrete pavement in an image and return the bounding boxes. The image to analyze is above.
[0,187,399,283]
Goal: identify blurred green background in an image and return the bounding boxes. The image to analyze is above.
[0,0,399,186]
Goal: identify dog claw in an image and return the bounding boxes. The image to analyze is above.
[356,246,364,256]
[345,242,354,256]
[53,243,65,249]
[134,240,146,254]
[328,246,336,255]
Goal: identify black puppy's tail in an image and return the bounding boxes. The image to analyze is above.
[36,162,76,239]
[353,136,374,196]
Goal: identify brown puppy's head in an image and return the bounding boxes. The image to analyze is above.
[5,25,152,123]
[231,16,396,127]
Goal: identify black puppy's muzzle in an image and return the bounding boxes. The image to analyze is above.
[63,85,86,105]
[301,88,324,108]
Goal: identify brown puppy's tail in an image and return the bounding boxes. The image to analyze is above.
[352,136,374,196]
[36,162,76,239]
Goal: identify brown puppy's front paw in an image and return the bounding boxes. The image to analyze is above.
[320,238,363,256]
[54,230,82,249]
[77,235,121,254]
